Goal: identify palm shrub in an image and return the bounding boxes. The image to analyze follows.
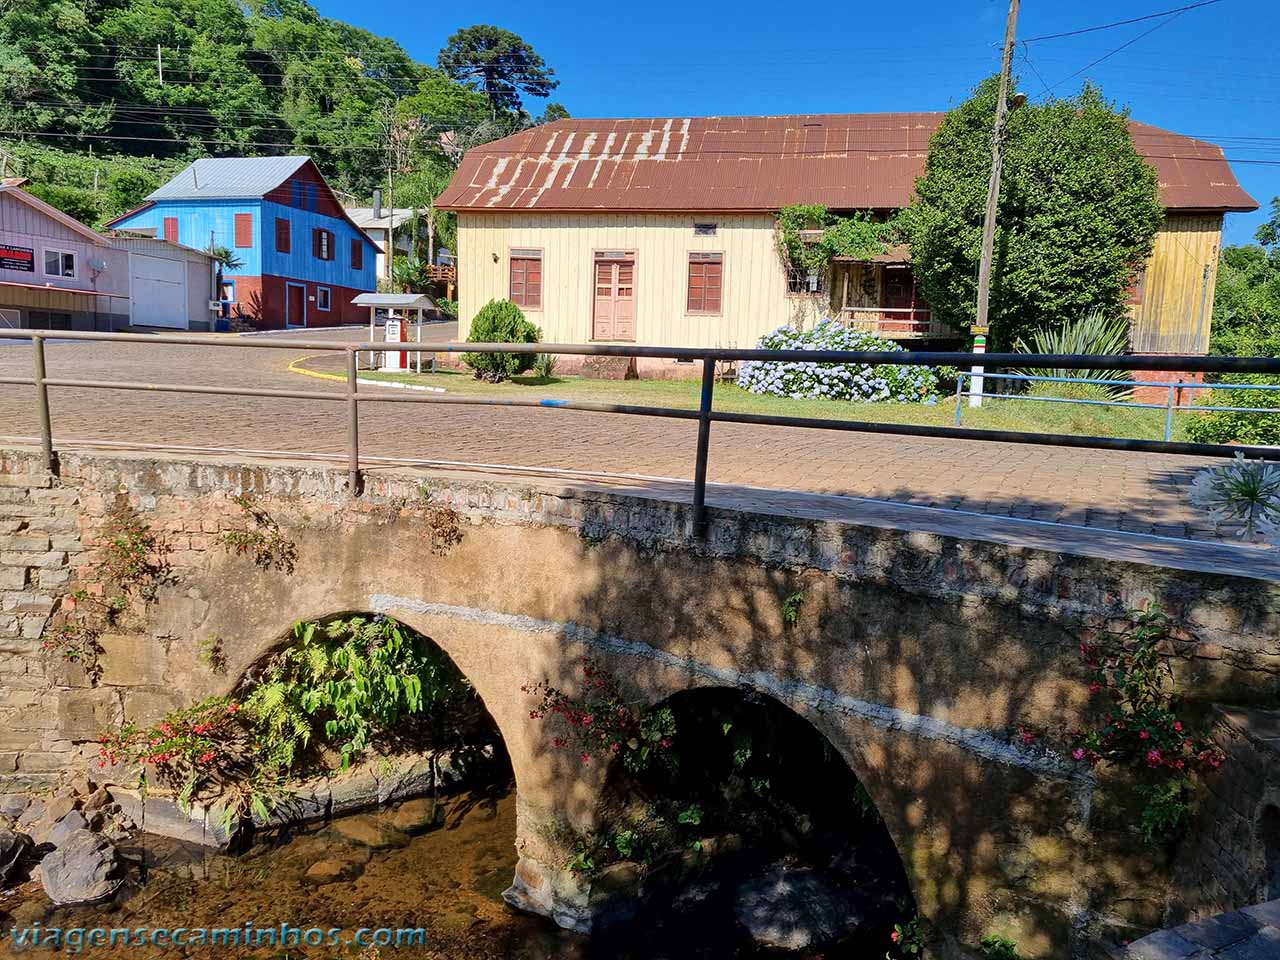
[463,299,542,381]
[1014,307,1132,399]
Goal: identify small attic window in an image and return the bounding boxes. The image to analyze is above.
[694,223,717,236]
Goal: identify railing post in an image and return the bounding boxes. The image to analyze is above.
[346,347,361,495]
[954,373,965,427]
[691,357,716,539]
[31,334,55,474]
[1163,382,1177,442]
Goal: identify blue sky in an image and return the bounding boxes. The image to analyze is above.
[318,0,1278,244]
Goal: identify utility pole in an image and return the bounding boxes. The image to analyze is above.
[156,44,164,84]
[970,0,1019,408]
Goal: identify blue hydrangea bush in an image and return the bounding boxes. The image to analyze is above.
[736,319,942,403]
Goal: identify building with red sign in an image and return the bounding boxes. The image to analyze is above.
[0,178,129,331]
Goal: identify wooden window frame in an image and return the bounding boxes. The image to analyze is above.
[233,212,254,249]
[350,237,363,271]
[274,217,291,254]
[685,251,724,316]
[313,228,334,262]
[316,286,331,312]
[41,246,77,280]
[784,264,828,298]
[508,247,543,311]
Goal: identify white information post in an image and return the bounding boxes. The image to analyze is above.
[380,316,408,371]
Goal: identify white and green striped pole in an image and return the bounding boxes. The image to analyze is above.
[968,326,987,409]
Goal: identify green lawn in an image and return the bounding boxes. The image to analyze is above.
[357,367,1190,442]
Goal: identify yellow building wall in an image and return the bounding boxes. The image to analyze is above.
[1129,213,1223,355]
[456,212,822,348]
[458,210,1228,356]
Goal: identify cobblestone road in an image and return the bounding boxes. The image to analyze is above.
[0,326,1225,541]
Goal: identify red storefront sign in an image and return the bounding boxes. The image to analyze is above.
[0,245,34,272]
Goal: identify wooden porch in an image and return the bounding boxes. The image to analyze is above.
[829,254,954,340]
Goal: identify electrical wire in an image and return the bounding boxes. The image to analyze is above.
[1022,0,1227,43]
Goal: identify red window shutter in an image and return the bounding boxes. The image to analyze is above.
[704,260,722,313]
[351,238,363,270]
[312,228,321,259]
[509,253,542,308]
[233,213,253,249]
[163,217,178,242]
[275,217,290,254]
[687,253,723,313]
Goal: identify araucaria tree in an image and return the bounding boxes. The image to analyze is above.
[903,77,1163,347]
[437,25,559,117]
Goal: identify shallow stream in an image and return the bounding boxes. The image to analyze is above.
[0,788,895,959]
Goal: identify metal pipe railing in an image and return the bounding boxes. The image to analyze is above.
[4,329,1280,538]
[954,371,1280,440]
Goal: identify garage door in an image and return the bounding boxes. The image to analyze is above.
[131,255,188,329]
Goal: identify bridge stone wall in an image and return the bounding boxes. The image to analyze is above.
[1,447,1278,959]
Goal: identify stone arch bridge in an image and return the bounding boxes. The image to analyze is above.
[1,448,1277,959]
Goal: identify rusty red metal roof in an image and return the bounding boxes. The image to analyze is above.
[436,113,1257,215]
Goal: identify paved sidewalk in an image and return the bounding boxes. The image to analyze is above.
[1121,899,1280,959]
[0,329,1237,543]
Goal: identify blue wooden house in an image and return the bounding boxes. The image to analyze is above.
[106,156,377,328]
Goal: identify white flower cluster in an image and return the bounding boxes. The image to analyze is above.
[736,319,942,404]
[1188,453,1280,544]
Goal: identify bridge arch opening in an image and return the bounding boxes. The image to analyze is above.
[235,611,515,807]
[1262,804,1280,899]
[588,685,915,954]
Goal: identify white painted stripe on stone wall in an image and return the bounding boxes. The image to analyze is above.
[369,593,1094,816]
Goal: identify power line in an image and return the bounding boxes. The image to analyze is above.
[1047,10,1192,92]
[4,128,1277,165]
[1022,0,1227,43]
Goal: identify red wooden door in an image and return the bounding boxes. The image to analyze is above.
[881,268,914,312]
[286,283,306,327]
[592,257,635,341]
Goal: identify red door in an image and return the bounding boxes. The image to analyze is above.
[592,256,635,341]
[881,267,927,333]
[286,283,306,328]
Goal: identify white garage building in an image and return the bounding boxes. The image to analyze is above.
[108,235,219,330]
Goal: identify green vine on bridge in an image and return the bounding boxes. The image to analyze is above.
[218,494,297,572]
[43,494,167,684]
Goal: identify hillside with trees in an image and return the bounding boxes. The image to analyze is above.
[0,2,565,233]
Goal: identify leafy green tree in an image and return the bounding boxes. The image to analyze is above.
[539,102,570,124]
[0,0,112,139]
[437,25,558,117]
[903,77,1163,347]
[1211,198,1280,358]
[25,183,102,226]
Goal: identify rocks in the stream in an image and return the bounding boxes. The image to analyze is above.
[388,798,440,835]
[733,866,865,952]
[0,828,34,886]
[331,814,410,850]
[39,829,124,905]
[304,858,365,885]
[41,810,88,848]
[15,799,44,829]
